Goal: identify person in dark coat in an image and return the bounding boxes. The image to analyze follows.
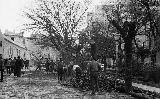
[88,57,101,95]
[50,60,55,73]
[68,61,74,78]
[63,65,68,82]
[24,58,27,69]
[14,56,23,77]
[0,54,4,82]
[74,65,82,87]
[57,59,64,83]
[6,58,12,75]
[5,58,10,74]
[45,58,50,73]
[21,58,25,69]
[24,58,29,70]
[11,57,16,74]
[25,60,29,69]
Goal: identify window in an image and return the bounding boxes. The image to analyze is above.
[11,37,14,41]
[0,41,2,47]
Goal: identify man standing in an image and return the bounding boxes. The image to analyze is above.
[50,60,55,73]
[57,59,63,83]
[0,54,4,82]
[6,58,11,75]
[45,58,50,74]
[37,60,42,71]
[24,58,27,69]
[74,65,81,88]
[88,57,101,95]
[63,65,68,82]
[11,57,16,74]
[68,61,74,78]
[15,56,23,77]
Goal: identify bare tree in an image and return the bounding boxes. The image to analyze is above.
[102,0,160,93]
[23,0,91,63]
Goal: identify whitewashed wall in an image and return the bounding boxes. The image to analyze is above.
[3,39,29,59]
[0,35,29,60]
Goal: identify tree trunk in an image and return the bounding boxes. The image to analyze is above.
[91,43,97,60]
[110,20,136,93]
[124,37,133,93]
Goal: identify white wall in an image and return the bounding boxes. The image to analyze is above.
[3,39,29,59]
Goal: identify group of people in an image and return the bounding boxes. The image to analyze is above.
[0,55,29,82]
[36,58,56,73]
[2,54,103,94]
[0,53,103,95]
[55,57,102,95]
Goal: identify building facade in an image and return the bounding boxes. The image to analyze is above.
[0,30,60,67]
[26,34,60,62]
[0,30,29,59]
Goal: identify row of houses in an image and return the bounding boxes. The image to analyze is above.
[0,30,59,66]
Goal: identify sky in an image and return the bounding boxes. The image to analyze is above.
[0,0,115,37]
[0,0,31,31]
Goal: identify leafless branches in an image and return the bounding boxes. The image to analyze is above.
[23,0,90,53]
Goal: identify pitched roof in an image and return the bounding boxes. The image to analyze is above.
[3,35,26,49]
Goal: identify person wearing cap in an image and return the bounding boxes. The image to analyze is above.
[88,57,101,95]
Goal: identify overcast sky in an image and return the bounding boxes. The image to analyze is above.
[0,0,115,37]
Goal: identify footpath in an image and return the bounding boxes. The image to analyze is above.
[107,68,160,94]
[132,83,160,93]
[1,66,160,99]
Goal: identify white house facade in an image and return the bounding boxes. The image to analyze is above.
[0,30,30,59]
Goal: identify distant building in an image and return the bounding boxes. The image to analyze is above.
[27,34,60,62]
[0,30,60,66]
[0,30,29,59]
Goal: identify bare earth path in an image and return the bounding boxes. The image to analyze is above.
[0,70,135,99]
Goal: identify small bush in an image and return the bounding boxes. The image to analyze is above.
[139,63,160,83]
